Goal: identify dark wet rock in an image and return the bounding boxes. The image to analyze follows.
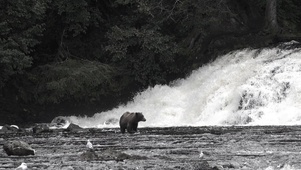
[154,155,174,161]
[98,148,123,161]
[3,140,35,156]
[88,128,97,134]
[32,123,52,133]
[222,163,235,169]
[128,154,148,161]
[97,148,143,162]
[192,160,218,170]
[80,150,98,161]
[50,116,70,128]
[66,123,88,133]
[32,117,71,133]
[98,149,139,162]
[67,123,82,130]
[115,152,131,161]
[61,166,75,170]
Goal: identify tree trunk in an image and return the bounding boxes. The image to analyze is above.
[265,0,278,34]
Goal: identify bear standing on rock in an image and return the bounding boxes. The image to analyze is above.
[119,112,146,134]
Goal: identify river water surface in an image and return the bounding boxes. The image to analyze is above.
[1,126,301,170]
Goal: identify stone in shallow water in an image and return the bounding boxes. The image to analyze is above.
[50,116,70,128]
[32,123,52,133]
[66,123,88,133]
[3,140,35,156]
[80,150,98,161]
[192,160,220,170]
[97,148,145,162]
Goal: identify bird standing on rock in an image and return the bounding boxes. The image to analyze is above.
[86,140,93,150]
[15,162,27,170]
[199,151,204,158]
[199,150,210,158]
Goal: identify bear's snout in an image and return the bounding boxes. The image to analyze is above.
[141,117,146,121]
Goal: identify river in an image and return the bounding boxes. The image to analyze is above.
[1,126,301,170]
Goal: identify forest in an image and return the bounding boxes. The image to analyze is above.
[1,0,301,125]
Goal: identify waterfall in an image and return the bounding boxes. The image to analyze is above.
[68,41,301,128]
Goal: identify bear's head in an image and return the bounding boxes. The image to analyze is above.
[135,112,146,122]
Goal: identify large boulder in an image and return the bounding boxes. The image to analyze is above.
[192,160,220,170]
[97,148,136,162]
[3,140,35,156]
[50,116,70,129]
[32,123,52,133]
[80,150,99,161]
[66,123,88,133]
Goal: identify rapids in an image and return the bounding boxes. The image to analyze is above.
[68,41,301,128]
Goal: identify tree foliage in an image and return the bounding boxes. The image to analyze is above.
[0,0,48,88]
[278,0,301,31]
[105,25,178,85]
[32,59,116,104]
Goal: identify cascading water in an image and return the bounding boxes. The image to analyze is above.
[68,41,301,128]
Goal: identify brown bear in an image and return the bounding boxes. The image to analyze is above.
[119,112,146,134]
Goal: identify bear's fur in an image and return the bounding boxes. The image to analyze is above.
[119,112,146,134]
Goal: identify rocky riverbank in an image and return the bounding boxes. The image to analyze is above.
[1,126,301,169]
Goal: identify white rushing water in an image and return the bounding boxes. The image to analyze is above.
[68,41,301,128]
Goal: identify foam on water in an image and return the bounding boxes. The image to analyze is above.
[68,41,301,128]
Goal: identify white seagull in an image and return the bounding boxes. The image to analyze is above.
[86,139,93,150]
[199,151,204,158]
[15,162,27,170]
[199,150,210,158]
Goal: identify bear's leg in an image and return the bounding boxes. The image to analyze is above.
[120,127,126,133]
[132,123,138,132]
[127,123,135,134]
